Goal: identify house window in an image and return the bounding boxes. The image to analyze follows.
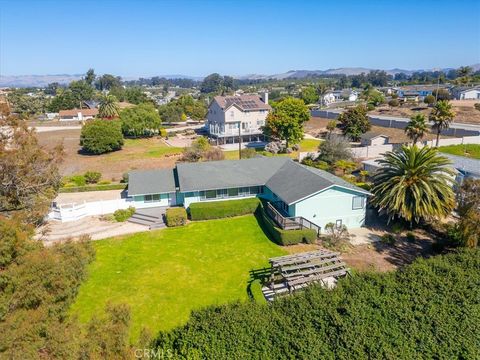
[228,188,239,197]
[250,186,262,194]
[239,187,250,196]
[216,189,227,198]
[257,120,264,126]
[145,194,160,202]
[205,190,216,199]
[352,196,365,210]
[336,219,342,228]
[185,192,195,197]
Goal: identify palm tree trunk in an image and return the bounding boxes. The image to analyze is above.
[435,129,441,147]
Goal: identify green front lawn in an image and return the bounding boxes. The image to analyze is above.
[70,215,285,340]
[438,144,480,159]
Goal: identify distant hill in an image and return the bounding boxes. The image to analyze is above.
[1,64,478,87]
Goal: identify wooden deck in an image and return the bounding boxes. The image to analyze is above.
[263,250,349,300]
[266,202,321,234]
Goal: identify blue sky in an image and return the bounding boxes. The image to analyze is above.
[0,0,479,77]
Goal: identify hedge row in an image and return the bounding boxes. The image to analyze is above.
[58,183,126,193]
[152,250,480,359]
[255,205,317,245]
[189,198,260,220]
[165,207,187,227]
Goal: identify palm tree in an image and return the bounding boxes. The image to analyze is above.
[98,95,120,119]
[457,66,472,78]
[429,100,455,147]
[405,113,428,145]
[371,145,455,225]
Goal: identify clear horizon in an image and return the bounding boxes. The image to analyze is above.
[0,0,479,77]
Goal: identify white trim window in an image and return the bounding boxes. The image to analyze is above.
[352,196,365,210]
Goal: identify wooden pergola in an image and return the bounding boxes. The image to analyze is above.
[266,250,349,297]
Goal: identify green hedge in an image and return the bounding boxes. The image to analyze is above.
[165,207,187,227]
[113,207,135,222]
[152,250,480,359]
[189,198,260,220]
[256,205,317,246]
[249,279,267,304]
[59,184,126,193]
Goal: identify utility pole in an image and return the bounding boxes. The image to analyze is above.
[238,122,242,159]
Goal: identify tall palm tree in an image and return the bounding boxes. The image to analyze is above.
[429,100,455,147]
[98,95,120,119]
[457,66,472,78]
[372,145,455,225]
[405,113,428,145]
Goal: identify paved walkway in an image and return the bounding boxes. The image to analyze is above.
[37,215,150,244]
[33,125,81,132]
[348,227,383,245]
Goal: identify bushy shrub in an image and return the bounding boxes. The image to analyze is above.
[424,94,436,106]
[113,207,135,222]
[381,233,396,245]
[388,99,399,107]
[240,148,257,159]
[97,180,111,185]
[391,222,404,234]
[190,198,260,220]
[84,171,102,184]
[121,172,129,183]
[203,147,225,161]
[160,128,168,137]
[80,119,124,154]
[68,174,86,186]
[474,103,480,112]
[152,250,480,359]
[406,232,416,243]
[165,207,187,227]
[355,182,372,191]
[256,204,317,245]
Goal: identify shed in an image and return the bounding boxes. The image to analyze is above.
[360,132,389,146]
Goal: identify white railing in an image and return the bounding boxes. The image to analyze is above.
[209,128,263,136]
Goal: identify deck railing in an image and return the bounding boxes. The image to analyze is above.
[266,202,321,235]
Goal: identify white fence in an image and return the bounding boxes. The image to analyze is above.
[49,198,135,222]
[421,135,480,147]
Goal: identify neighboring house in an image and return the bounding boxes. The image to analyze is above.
[452,87,480,100]
[396,85,448,101]
[45,112,58,120]
[360,132,389,146]
[58,108,98,121]
[83,100,100,109]
[322,90,358,105]
[128,157,370,229]
[206,93,271,145]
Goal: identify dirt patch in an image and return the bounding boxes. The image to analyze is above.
[36,129,181,180]
[304,117,449,143]
[371,100,480,125]
[283,228,435,273]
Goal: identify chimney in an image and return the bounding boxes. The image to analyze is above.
[260,91,269,105]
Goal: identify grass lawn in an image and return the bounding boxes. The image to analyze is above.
[70,215,285,340]
[438,144,480,159]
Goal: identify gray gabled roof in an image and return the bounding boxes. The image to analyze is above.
[176,157,289,192]
[266,161,370,205]
[361,131,388,141]
[443,154,480,177]
[128,169,176,196]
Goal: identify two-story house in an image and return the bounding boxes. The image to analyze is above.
[206,93,271,145]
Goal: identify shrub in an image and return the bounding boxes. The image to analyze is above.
[113,207,135,222]
[152,250,480,359]
[391,222,404,234]
[355,182,372,191]
[80,119,124,154]
[474,103,480,112]
[68,174,86,187]
[424,94,436,106]
[84,171,102,184]
[97,180,111,185]
[249,279,267,304]
[190,198,260,220]
[160,128,168,137]
[256,204,317,245]
[240,148,257,159]
[323,222,350,245]
[165,207,187,227]
[121,172,129,183]
[381,233,396,245]
[406,232,416,243]
[388,99,399,107]
[203,147,225,161]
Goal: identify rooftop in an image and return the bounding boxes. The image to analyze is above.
[128,168,177,196]
[58,108,99,116]
[213,94,271,112]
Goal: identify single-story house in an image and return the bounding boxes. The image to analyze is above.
[453,87,480,100]
[128,157,371,230]
[360,132,389,146]
[58,108,98,121]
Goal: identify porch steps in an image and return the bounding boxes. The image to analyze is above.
[128,208,166,230]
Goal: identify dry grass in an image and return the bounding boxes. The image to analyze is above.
[36,129,183,180]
